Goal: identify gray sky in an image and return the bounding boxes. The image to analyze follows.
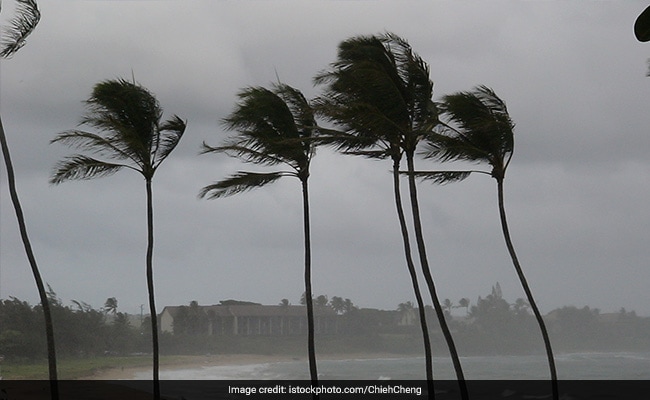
[1,1,649,317]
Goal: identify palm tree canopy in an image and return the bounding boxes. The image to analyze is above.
[314,32,437,157]
[0,0,41,58]
[422,85,514,181]
[50,79,186,183]
[199,83,317,199]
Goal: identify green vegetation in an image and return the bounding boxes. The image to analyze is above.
[3,286,648,378]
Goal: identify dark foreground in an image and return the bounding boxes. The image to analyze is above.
[1,380,649,399]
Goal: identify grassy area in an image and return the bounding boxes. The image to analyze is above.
[0,355,196,380]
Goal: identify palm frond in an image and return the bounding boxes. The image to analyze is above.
[49,155,125,184]
[198,171,289,199]
[53,78,184,179]
[313,32,436,155]
[200,142,288,167]
[222,86,299,141]
[342,149,391,160]
[216,83,317,172]
[422,131,491,163]
[273,83,316,137]
[154,115,186,167]
[1,0,41,58]
[50,130,138,162]
[431,85,515,177]
[406,170,479,185]
[82,79,163,162]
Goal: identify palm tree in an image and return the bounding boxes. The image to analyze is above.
[199,83,320,385]
[458,297,470,315]
[50,78,186,400]
[419,85,558,400]
[329,296,345,315]
[0,2,58,399]
[103,297,118,315]
[314,33,468,399]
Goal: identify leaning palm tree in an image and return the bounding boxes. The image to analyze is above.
[418,85,558,400]
[314,32,468,400]
[1,2,58,399]
[199,83,320,385]
[50,78,186,400]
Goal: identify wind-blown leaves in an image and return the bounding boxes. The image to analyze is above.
[198,171,286,199]
[314,32,436,157]
[427,85,515,174]
[49,155,125,184]
[50,130,137,162]
[200,142,287,167]
[201,82,316,200]
[155,115,186,168]
[0,0,41,58]
[51,79,186,182]
[409,170,476,185]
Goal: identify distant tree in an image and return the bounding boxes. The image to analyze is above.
[0,2,58,397]
[420,86,558,400]
[458,298,470,315]
[343,298,357,315]
[397,301,415,313]
[200,83,321,386]
[279,298,291,307]
[512,298,530,318]
[442,298,454,316]
[315,295,329,308]
[329,296,345,314]
[103,297,118,315]
[50,78,186,400]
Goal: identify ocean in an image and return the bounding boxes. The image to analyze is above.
[133,352,650,380]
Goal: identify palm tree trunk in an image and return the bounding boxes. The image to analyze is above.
[1,118,59,400]
[145,178,161,400]
[406,153,469,400]
[301,178,319,387]
[496,179,558,400]
[392,158,435,398]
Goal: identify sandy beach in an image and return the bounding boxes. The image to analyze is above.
[87,353,405,380]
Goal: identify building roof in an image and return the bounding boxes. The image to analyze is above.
[161,304,336,318]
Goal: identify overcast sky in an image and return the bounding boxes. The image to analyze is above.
[1,1,649,318]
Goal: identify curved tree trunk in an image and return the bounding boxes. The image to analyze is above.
[392,158,435,398]
[301,178,319,388]
[145,178,161,400]
[1,118,59,400]
[496,179,558,400]
[406,153,469,400]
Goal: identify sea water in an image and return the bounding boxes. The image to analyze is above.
[131,351,650,380]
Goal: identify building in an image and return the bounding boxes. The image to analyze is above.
[160,304,338,336]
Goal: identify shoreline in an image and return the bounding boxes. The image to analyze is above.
[87,353,410,380]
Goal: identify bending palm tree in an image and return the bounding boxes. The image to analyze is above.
[1,3,58,399]
[50,79,186,400]
[199,83,320,385]
[419,85,558,400]
[314,33,468,400]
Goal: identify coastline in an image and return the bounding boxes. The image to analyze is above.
[87,353,408,380]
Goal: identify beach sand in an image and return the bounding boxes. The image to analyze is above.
[88,352,405,380]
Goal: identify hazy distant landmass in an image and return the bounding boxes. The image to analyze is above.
[1,284,648,362]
